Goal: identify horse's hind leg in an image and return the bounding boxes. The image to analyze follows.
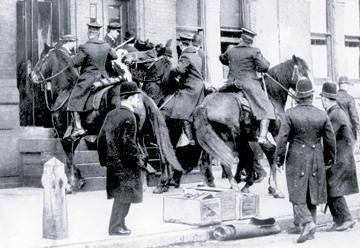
[61,139,85,193]
[199,151,216,187]
[259,142,284,198]
[153,161,170,194]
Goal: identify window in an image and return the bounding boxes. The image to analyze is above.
[176,0,206,77]
[90,4,97,23]
[345,38,360,79]
[220,0,243,78]
[344,0,360,80]
[310,0,331,80]
[108,5,121,24]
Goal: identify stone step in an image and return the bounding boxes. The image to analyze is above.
[77,163,106,177]
[78,177,106,192]
[74,151,99,164]
[0,176,23,189]
[18,138,90,153]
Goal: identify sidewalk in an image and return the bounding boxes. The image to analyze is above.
[1,162,360,248]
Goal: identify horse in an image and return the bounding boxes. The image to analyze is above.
[29,43,183,193]
[125,48,219,193]
[193,55,310,195]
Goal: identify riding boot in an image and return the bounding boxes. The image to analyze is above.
[71,112,86,139]
[183,121,196,146]
[258,119,269,145]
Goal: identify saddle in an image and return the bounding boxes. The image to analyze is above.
[87,85,114,110]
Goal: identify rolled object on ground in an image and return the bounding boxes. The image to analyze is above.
[212,222,281,241]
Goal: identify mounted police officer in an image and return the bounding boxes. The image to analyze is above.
[67,22,118,139]
[336,76,360,141]
[275,78,336,243]
[104,22,121,77]
[122,31,138,53]
[219,28,275,144]
[192,33,206,79]
[164,32,205,145]
[320,81,359,232]
[104,22,121,48]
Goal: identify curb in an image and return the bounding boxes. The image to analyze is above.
[51,206,360,248]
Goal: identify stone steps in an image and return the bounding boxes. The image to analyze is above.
[0,176,23,188]
[19,134,203,191]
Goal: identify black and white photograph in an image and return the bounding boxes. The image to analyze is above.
[1,0,360,247]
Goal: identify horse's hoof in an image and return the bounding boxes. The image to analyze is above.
[241,186,250,194]
[253,172,267,184]
[273,191,285,199]
[268,186,285,198]
[65,184,73,194]
[268,186,275,195]
[207,182,216,188]
[153,186,169,194]
[77,178,86,190]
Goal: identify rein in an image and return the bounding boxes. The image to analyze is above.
[35,65,71,84]
[265,64,300,101]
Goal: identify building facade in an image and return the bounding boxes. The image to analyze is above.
[0,0,359,187]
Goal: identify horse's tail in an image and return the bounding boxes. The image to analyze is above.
[141,93,184,172]
[193,106,237,169]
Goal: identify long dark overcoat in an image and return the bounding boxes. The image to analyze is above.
[327,104,359,197]
[275,102,336,205]
[165,46,205,121]
[97,106,144,202]
[67,37,118,112]
[219,41,275,120]
[337,89,360,140]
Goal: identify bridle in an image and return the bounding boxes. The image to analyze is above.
[265,64,304,101]
[31,50,70,84]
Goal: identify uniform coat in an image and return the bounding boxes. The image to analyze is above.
[97,106,144,202]
[42,47,79,111]
[219,41,275,120]
[67,37,118,112]
[337,89,360,140]
[275,102,336,205]
[165,46,205,121]
[327,104,359,197]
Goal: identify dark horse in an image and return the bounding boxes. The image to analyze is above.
[29,44,182,193]
[193,55,310,194]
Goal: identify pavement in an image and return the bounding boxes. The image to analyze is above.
[1,159,360,248]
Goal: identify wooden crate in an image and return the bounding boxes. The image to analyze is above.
[236,193,260,219]
[163,195,221,226]
[195,187,237,221]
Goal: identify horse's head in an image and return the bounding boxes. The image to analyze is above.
[30,42,54,84]
[289,55,310,90]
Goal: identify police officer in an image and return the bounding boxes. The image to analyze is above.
[320,81,359,232]
[336,76,360,141]
[97,81,146,236]
[165,32,205,145]
[192,33,206,79]
[219,28,275,144]
[67,22,118,139]
[275,78,336,243]
[104,22,122,48]
[122,31,138,53]
[104,22,121,77]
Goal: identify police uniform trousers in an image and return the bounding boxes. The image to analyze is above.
[109,197,131,233]
[328,196,352,225]
[292,183,317,226]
